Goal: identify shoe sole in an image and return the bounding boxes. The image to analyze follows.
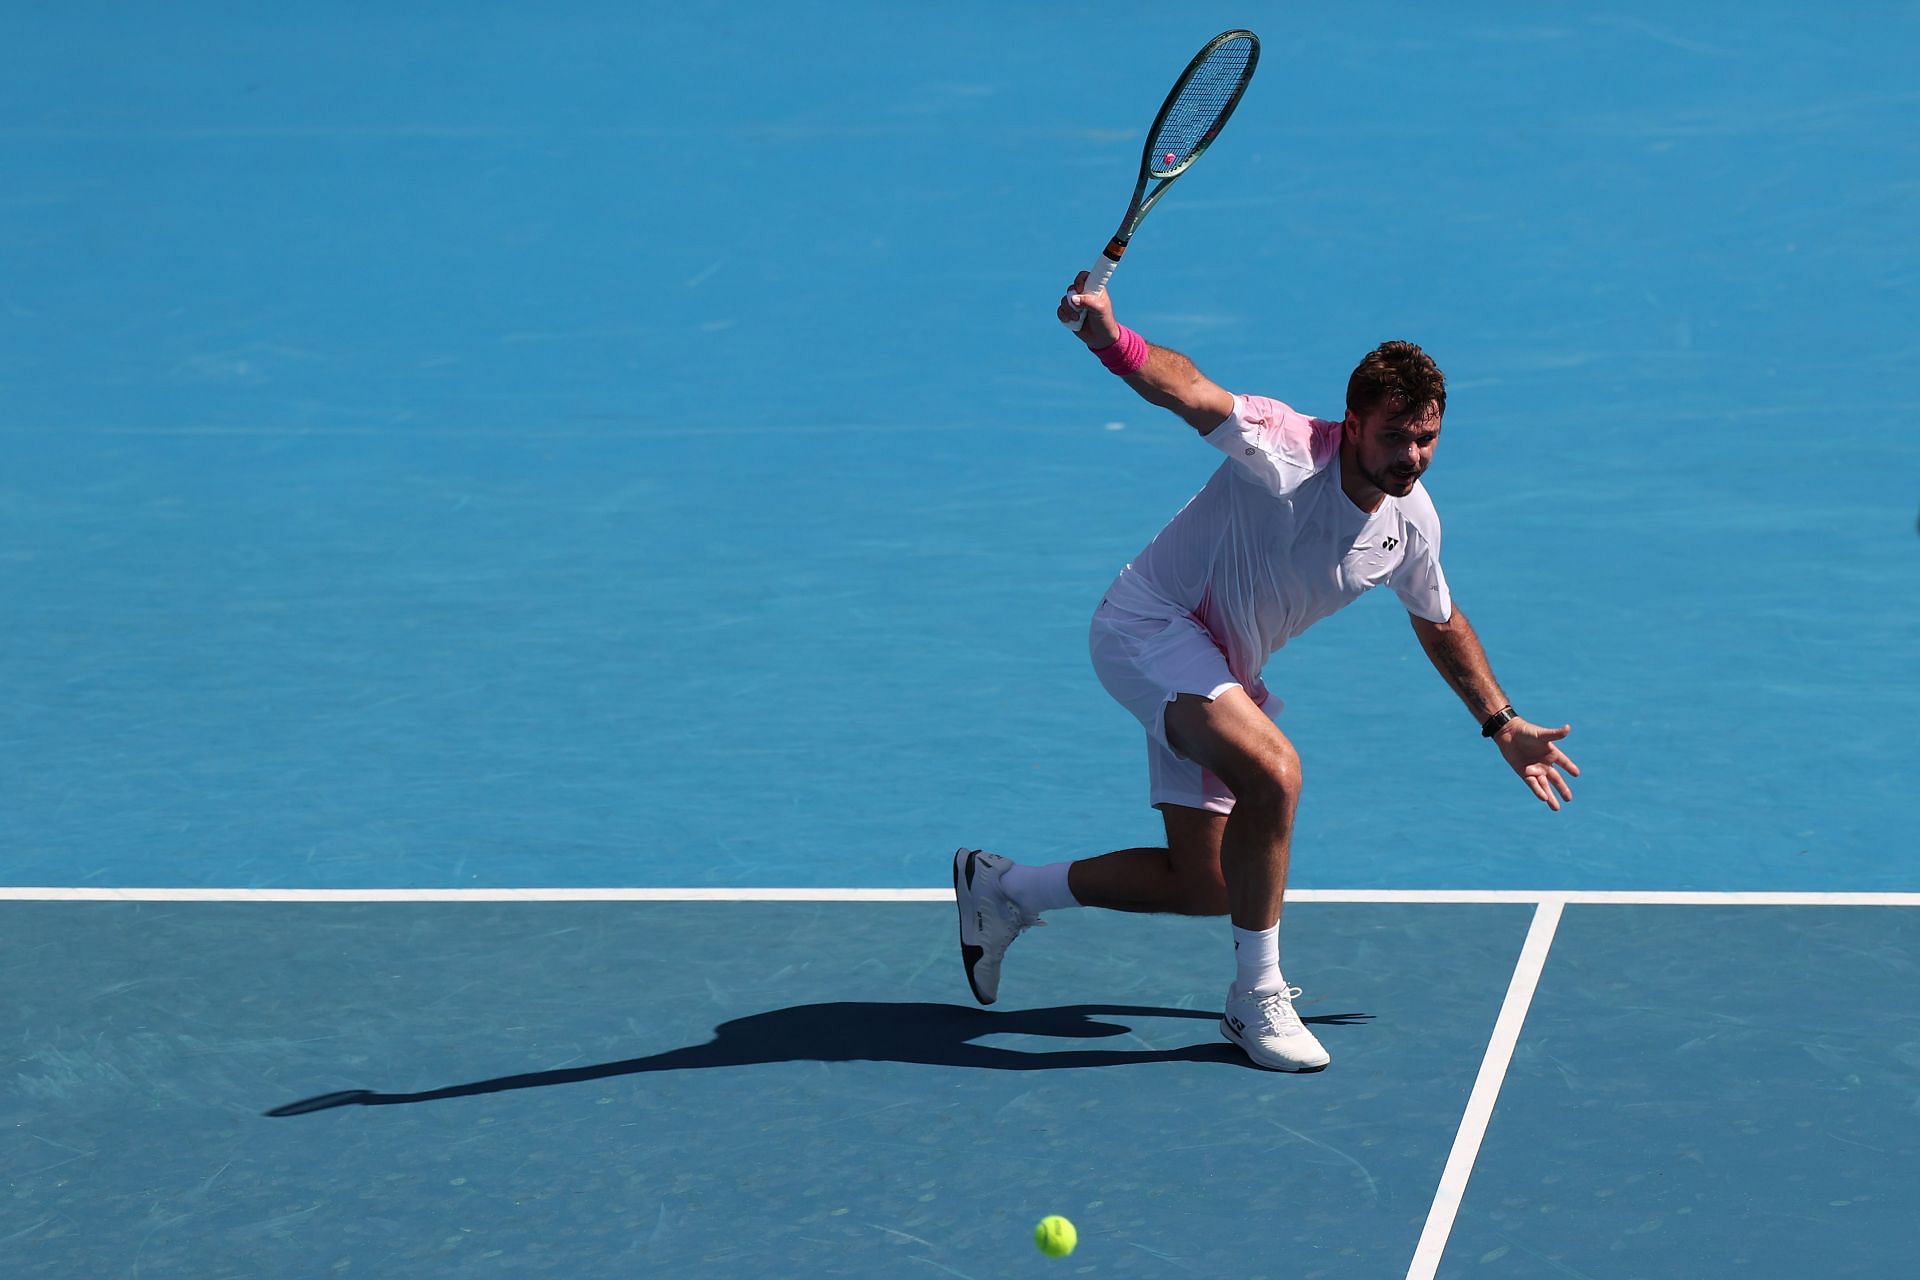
[1220,1018,1329,1073]
[953,848,995,1005]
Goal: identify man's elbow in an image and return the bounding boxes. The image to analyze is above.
[1410,604,1465,637]
[1180,404,1230,433]
[1179,382,1233,433]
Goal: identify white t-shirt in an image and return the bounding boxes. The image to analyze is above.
[1101,393,1453,697]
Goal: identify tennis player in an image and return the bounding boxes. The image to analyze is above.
[953,275,1579,1072]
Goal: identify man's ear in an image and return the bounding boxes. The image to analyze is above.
[1341,410,1360,442]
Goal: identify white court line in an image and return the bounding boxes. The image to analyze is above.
[0,887,1916,904]
[0,887,949,903]
[1290,889,1920,907]
[1405,898,1565,1280]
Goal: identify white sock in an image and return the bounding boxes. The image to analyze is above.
[1232,924,1284,995]
[999,861,1080,916]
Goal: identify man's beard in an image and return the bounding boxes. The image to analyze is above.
[1362,458,1422,495]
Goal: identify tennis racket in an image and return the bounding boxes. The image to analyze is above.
[1068,29,1261,331]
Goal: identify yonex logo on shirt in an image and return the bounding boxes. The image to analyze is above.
[1382,536,1399,551]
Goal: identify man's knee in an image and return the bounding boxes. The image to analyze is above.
[1221,741,1302,814]
[1164,690,1303,816]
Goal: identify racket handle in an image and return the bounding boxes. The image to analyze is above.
[1067,253,1122,333]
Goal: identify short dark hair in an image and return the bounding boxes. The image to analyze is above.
[1346,341,1446,420]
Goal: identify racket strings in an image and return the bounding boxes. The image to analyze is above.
[1147,37,1256,177]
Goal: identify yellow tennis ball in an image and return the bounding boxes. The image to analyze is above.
[1034,1215,1077,1258]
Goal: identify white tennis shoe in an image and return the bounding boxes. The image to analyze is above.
[953,848,1042,1005]
[1221,983,1330,1072]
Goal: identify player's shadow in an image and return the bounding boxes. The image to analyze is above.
[266,1001,1373,1115]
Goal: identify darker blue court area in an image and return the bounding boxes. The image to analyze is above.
[8,901,1916,1277]
[1452,906,1920,1278]
[4,901,1532,1278]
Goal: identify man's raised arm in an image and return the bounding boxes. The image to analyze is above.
[1058,274,1234,434]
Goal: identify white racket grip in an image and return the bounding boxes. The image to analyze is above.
[1067,253,1122,332]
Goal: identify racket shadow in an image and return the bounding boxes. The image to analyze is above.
[265,1001,1374,1115]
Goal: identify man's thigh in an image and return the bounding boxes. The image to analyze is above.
[1162,687,1301,798]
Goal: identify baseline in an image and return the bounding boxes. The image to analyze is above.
[1,887,1916,904]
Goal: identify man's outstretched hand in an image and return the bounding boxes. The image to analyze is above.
[1493,720,1579,810]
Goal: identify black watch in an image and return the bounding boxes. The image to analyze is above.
[1480,706,1518,738]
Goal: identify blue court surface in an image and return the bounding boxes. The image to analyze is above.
[3,3,1916,1276]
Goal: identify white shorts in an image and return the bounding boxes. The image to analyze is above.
[1087,601,1278,815]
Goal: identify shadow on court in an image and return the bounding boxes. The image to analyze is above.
[267,1000,1373,1115]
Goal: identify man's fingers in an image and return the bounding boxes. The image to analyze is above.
[1553,749,1581,777]
[1541,723,1571,741]
[1524,769,1567,810]
[1524,764,1573,807]
[1060,270,1108,327]
[1067,273,1112,308]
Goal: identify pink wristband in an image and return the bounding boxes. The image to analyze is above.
[1093,325,1148,376]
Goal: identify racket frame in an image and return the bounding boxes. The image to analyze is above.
[1070,29,1261,331]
